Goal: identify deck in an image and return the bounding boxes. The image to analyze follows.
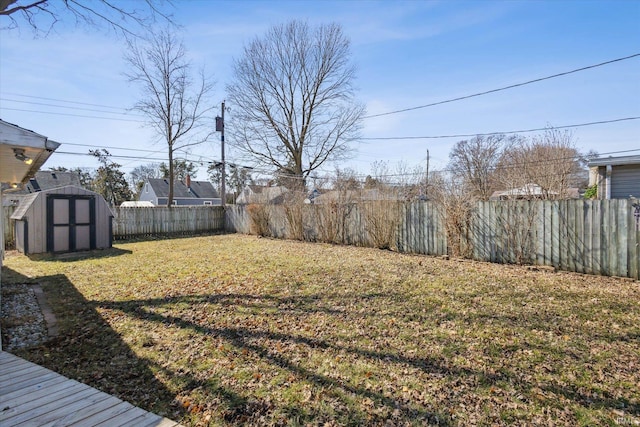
[0,351,183,427]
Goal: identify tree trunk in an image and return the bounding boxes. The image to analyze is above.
[168,148,174,207]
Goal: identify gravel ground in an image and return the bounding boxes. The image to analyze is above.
[1,284,49,351]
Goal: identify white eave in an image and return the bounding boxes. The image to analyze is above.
[0,120,61,185]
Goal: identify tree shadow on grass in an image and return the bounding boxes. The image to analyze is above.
[100,291,640,423]
[0,267,187,421]
[25,247,133,262]
[4,264,635,424]
[97,295,475,425]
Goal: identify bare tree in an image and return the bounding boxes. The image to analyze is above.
[124,28,213,206]
[227,20,365,190]
[1,0,173,37]
[496,128,584,199]
[448,134,515,201]
[129,162,162,194]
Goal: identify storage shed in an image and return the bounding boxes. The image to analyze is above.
[11,185,114,254]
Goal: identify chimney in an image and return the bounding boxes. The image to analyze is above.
[186,174,191,192]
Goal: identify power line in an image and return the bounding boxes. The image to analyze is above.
[0,107,145,122]
[0,98,145,117]
[1,92,129,110]
[360,117,640,140]
[62,141,165,154]
[364,53,640,119]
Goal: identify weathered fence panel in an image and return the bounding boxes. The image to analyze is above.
[227,199,639,280]
[466,199,639,279]
[112,206,225,240]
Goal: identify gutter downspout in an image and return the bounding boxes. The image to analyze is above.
[605,165,612,200]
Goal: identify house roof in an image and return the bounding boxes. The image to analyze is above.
[17,171,81,193]
[588,155,640,167]
[120,201,155,207]
[314,188,403,203]
[237,185,287,204]
[489,184,580,200]
[145,178,219,199]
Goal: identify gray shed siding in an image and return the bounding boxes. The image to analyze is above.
[11,186,113,254]
[611,165,640,199]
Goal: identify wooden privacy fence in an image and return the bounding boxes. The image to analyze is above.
[225,202,448,254]
[112,206,225,240]
[470,200,639,279]
[227,199,640,280]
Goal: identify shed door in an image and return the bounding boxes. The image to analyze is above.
[47,195,96,253]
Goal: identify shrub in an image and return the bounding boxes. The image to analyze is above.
[247,203,271,237]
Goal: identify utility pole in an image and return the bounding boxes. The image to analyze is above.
[216,101,226,207]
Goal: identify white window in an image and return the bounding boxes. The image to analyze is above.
[145,183,149,193]
[203,201,213,206]
[172,200,178,205]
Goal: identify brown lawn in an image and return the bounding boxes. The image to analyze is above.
[2,234,639,426]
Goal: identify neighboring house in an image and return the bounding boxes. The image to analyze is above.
[489,184,580,201]
[236,185,288,204]
[3,170,82,207]
[313,188,404,204]
[139,177,221,206]
[588,155,640,199]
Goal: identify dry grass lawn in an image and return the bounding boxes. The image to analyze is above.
[2,234,639,426]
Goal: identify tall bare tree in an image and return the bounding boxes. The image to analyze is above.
[448,134,516,201]
[496,128,584,199]
[124,29,213,206]
[227,20,365,191]
[129,162,162,195]
[1,0,173,37]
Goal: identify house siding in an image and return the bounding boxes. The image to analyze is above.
[610,165,640,199]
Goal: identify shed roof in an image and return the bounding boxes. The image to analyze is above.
[146,178,219,199]
[10,185,113,220]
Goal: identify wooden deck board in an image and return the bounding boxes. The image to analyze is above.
[0,351,183,427]
[0,370,62,394]
[0,375,77,408]
[1,382,92,424]
[0,374,68,401]
[47,395,124,427]
[92,406,152,426]
[134,412,173,427]
[67,401,136,426]
[16,390,113,427]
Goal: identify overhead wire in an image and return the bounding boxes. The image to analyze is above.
[363,53,640,119]
[0,98,145,117]
[1,92,131,110]
[359,117,640,141]
[0,107,145,122]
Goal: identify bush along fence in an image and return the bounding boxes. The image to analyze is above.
[226,199,640,280]
[112,206,226,240]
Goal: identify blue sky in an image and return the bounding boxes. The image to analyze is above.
[1,0,639,181]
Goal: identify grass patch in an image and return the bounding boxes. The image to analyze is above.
[2,234,639,426]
